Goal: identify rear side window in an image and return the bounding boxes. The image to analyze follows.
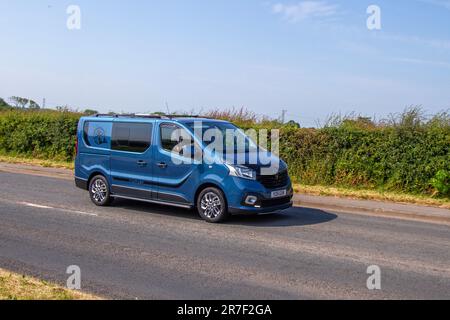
[111,122,152,153]
[83,121,112,149]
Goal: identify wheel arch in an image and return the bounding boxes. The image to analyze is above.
[87,171,108,190]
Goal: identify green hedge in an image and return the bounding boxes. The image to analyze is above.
[0,109,448,196]
[278,126,449,195]
[0,110,79,161]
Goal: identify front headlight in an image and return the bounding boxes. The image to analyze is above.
[225,164,256,180]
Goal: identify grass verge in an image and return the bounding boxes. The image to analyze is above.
[295,184,450,209]
[0,268,100,300]
[0,154,74,170]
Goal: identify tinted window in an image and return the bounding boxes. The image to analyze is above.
[112,122,152,153]
[160,123,192,153]
[83,122,90,146]
[83,121,112,149]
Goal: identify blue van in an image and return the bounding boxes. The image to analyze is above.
[75,114,293,223]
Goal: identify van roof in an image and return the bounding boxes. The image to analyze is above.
[83,114,228,124]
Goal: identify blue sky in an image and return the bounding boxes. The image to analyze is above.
[1,0,449,126]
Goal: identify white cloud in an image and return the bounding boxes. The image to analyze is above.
[272,1,338,23]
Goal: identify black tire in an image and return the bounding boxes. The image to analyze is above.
[89,175,112,206]
[197,187,229,223]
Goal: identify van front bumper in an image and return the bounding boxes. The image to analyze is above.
[228,191,294,215]
[229,200,293,215]
[224,176,294,215]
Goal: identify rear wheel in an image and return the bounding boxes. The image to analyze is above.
[89,175,112,206]
[197,187,229,223]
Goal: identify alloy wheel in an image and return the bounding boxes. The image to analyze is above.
[91,179,107,204]
[200,192,222,219]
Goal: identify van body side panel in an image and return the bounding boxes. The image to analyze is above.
[152,149,198,205]
[110,151,155,199]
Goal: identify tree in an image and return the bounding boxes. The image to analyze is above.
[8,96,40,109]
[28,99,41,109]
[0,98,12,109]
[9,96,28,108]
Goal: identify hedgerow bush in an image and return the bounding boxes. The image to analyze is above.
[0,108,448,197]
[276,110,450,196]
[430,170,450,196]
[0,109,79,161]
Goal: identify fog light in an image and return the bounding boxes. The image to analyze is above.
[245,196,258,205]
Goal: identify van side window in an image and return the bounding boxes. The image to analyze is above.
[83,121,111,149]
[160,123,194,153]
[112,123,152,153]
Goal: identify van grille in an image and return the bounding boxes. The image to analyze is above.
[257,170,289,189]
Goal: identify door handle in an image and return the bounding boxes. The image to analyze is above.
[157,162,168,169]
[137,160,148,167]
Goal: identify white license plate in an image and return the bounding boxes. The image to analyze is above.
[271,189,287,198]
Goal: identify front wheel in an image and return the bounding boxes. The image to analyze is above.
[197,187,229,223]
[89,175,112,206]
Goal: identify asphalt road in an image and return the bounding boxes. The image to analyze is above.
[0,171,449,299]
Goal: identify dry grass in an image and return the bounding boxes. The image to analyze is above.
[203,106,281,127]
[296,184,450,209]
[0,154,74,170]
[0,268,100,300]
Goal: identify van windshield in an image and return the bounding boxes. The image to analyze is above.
[184,121,258,153]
